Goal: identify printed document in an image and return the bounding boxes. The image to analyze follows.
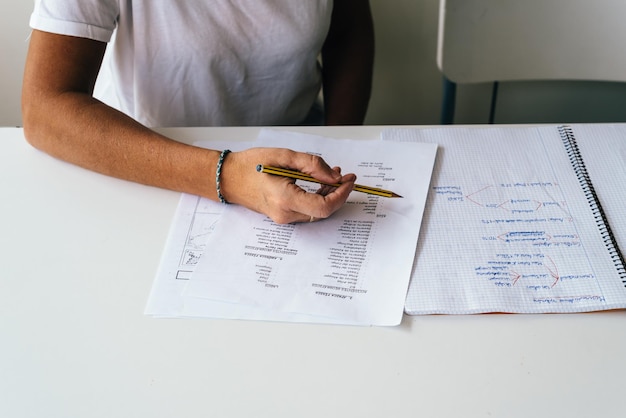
[147,129,437,325]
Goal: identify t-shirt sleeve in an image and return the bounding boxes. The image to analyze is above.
[29,0,120,42]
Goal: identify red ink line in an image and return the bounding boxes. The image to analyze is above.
[510,270,522,286]
[545,255,560,288]
[465,185,494,207]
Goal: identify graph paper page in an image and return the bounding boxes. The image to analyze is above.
[383,126,626,314]
[572,124,626,259]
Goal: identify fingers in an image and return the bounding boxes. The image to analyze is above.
[278,150,344,185]
[283,173,356,223]
[316,166,343,195]
[219,147,356,224]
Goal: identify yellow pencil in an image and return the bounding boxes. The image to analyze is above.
[256,165,403,198]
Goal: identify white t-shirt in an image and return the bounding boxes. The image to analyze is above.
[30,0,332,127]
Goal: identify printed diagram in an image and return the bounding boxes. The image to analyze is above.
[176,197,223,280]
[182,213,220,266]
[182,248,203,267]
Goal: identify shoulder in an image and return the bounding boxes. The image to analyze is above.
[30,0,120,42]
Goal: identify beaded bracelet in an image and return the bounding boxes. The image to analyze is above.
[215,149,231,204]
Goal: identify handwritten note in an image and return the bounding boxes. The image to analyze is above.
[384,126,626,314]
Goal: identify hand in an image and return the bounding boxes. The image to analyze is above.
[219,148,356,224]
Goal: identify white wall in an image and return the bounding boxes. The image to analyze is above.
[0,0,32,126]
[2,0,626,127]
[366,0,443,125]
[366,0,626,125]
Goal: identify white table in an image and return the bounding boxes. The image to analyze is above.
[2,126,624,418]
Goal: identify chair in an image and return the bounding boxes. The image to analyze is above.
[437,0,626,124]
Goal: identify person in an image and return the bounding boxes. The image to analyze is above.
[22,0,374,224]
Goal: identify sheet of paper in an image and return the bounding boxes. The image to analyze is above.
[144,141,247,317]
[571,124,626,256]
[145,140,370,324]
[183,129,437,325]
[383,126,626,314]
[144,192,223,317]
[146,191,365,323]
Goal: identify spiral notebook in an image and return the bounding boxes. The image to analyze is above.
[383,124,626,314]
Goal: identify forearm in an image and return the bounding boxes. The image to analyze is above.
[22,29,222,200]
[22,30,355,224]
[23,92,221,200]
[322,0,375,125]
[22,91,357,224]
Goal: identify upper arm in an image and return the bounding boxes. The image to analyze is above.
[22,29,107,141]
[22,29,107,106]
[324,0,374,46]
[321,0,374,125]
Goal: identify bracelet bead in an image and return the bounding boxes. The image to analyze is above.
[215,149,231,204]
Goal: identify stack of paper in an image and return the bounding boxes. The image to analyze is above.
[145,129,437,325]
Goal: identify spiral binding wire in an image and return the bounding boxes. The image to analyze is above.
[558,125,626,287]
